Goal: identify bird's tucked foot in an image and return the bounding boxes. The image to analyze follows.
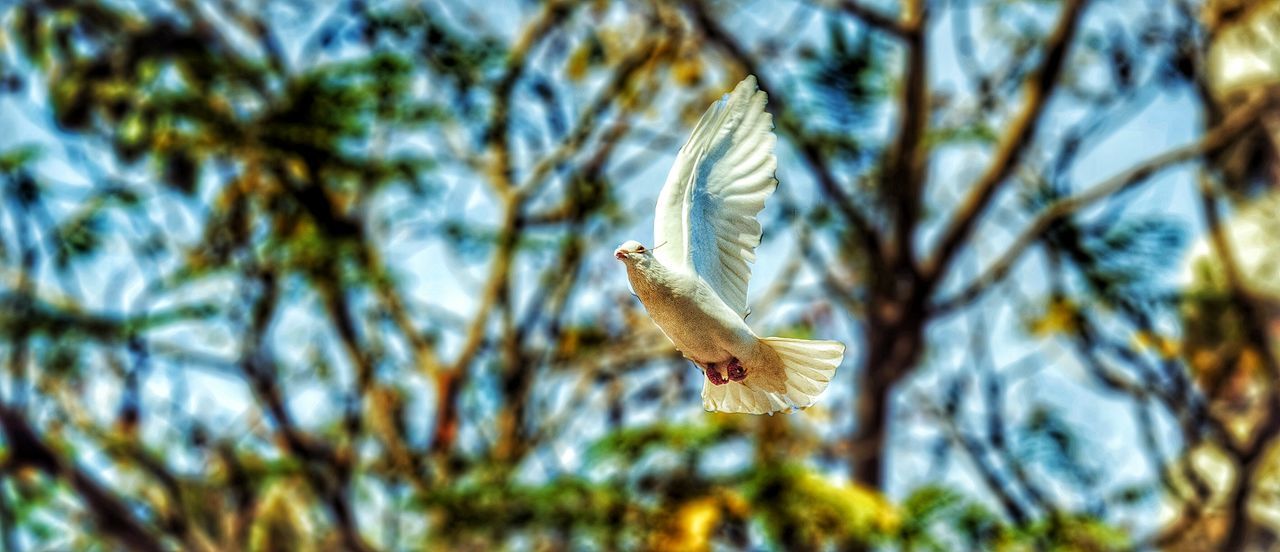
[705,362,728,385]
[726,358,747,382]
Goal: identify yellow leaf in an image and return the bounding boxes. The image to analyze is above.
[566,41,591,81]
[1028,297,1080,337]
[285,158,308,181]
[1132,331,1179,360]
[673,55,702,87]
[653,497,720,552]
[249,482,316,552]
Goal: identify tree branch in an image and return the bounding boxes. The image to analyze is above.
[919,391,1032,525]
[236,269,375,552]
[1195,170,1280,551]
[886,0,928,272]
[0,406,166,552]
[432,197,520,456]
[489,0,576,193]
[834,0,912,38]
[924,0,1088,286]
[930,90,1276,315]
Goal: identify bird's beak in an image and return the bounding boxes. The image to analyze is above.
[614,250,626,260]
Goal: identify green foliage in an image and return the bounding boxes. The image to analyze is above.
[587,420,746,463]
[52,211,103,268]
[797,14,888,167]
[1019,405,1099,488]
[417,475,629,537]
[807,16,884,129]
[0,146,42,173]
[744,462,898,548]
[899,486,1014,550]
[896,485,1132,551]
[1023,513,1131,551]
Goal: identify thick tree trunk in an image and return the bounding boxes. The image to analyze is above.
[851,366,892,487]
[850,306,925,488]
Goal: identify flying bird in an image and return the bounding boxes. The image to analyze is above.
[615,75,845,415]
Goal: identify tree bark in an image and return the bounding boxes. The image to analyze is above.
[850,302,926,488]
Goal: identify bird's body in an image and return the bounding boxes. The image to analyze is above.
[622,253,790,394]
[615,76,844,414]
[624,256,749,363]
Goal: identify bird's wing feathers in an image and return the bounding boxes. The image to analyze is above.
[654,75,778,317]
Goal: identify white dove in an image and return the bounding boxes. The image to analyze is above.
[615,75,845,415]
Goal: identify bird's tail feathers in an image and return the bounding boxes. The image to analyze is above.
[701,337,843,414]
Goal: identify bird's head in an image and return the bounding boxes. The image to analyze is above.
[614,240,651,264]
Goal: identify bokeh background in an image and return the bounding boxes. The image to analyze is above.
[1,0,1279,549]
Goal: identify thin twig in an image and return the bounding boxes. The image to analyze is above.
[832,0,911,38]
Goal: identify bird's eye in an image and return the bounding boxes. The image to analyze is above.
[636,246,645,252]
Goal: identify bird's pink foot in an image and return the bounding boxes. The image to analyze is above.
[726,358,746,382]
[705,362,728,385]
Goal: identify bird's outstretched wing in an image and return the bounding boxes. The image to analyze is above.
[653,75,778,318]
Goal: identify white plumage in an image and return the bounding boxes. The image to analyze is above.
[615,76,845,415]
[654,76,777,317]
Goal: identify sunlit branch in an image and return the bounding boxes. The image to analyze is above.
[432,197,520,458]
[924,0,1088,286]
[518,36,668,199]
[489,0,577,193]
[1194,171,1280,551]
